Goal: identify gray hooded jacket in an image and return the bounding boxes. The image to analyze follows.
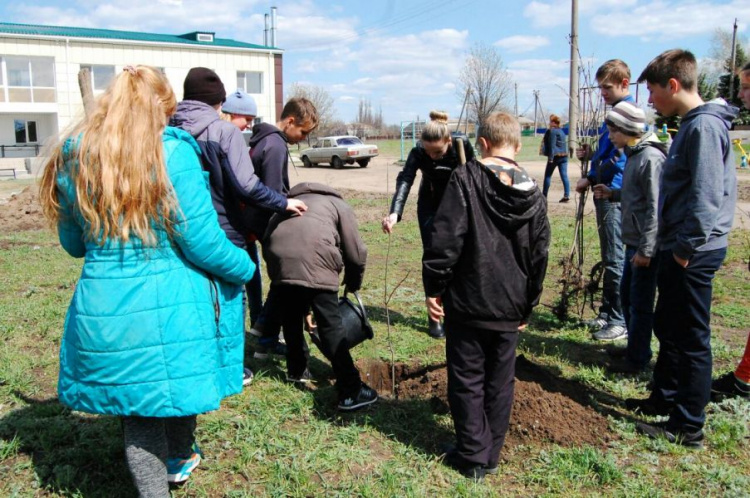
[610,132,667,257]
[657,102,738,259]
[170,100,287,246]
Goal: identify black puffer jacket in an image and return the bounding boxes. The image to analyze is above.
[390,137,475,219]
[263,183,367,292]
[423,159,550,330]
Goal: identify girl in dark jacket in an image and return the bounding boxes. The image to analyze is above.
[539,114,570,202]
[381,111,474,338]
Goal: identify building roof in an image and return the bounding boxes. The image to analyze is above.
[0,22,277,51]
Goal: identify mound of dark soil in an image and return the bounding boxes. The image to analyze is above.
[0,187,47,232]
[357,355,615,450]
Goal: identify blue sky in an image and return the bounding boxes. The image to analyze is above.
[3,0,750,124]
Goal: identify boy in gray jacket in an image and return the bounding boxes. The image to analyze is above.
[593,101,666,374]
[627,49,737,448]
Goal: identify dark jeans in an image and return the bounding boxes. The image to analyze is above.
[244,241,263,326]
[542,157,570,198]
[621,245,658,367]
[652,248,726,431]
[416,203,435,248]
[254,285,282,342]
[276,285,362,397]
[445,319,518,468]
[594,198,625,327]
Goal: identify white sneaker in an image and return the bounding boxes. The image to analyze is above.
[593,324,627,341]
[242,368,254,387]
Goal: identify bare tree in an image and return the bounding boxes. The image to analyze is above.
[287,82,336,135]
[457,43,514,126]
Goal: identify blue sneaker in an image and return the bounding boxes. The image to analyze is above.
[167,443,203,484]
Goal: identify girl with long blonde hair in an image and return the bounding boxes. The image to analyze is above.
[40,65,254,496]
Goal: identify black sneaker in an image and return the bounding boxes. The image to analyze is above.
[559,196,570,203]
[254,340,288,360]
[624,396,673,416]
[711,372,750,401]
[636,421,704,449]
[286,368,313,385]
[338,383,378,411]
[443,450,486,481]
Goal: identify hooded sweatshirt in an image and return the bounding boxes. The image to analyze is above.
[422,159,551,330]
[658,102,738,260]
[170,100,287,246]
[263,183,367,292]
[610,132,667,257]
[245,122,291,238]
[587,94,636,189]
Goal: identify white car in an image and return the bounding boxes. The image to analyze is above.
[299,136,379,169]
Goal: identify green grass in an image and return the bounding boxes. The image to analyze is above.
[1,193,749,496]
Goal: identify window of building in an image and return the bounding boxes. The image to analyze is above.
[1,56,56,103]
[81,64,115,91]
[14,119,38,143]
[237,71,263,94]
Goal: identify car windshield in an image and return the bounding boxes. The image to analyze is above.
[336,137,363,145]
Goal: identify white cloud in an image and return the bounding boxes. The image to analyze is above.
[494,35,549,53]
[591,0,750,39]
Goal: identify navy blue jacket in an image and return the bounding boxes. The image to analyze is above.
[587,95,635,189]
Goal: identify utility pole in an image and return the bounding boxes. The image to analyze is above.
[514,82,518,117]
[568,0,579,157]
[729,18,738,100]
[532,90,539,137]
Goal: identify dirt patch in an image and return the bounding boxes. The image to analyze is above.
[738,182,750,203]
[357,355,614,450]
[0,187,47,232]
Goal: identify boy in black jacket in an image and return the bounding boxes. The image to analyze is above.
[423,112,550,480]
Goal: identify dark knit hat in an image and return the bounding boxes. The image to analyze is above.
[183,67,226,105]
[605,101,646,137]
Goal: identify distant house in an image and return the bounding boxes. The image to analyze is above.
[0,22,282,157]
[517,116,535,132]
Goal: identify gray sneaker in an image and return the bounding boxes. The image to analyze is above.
[593,324,627,341]
[585,316,608,330]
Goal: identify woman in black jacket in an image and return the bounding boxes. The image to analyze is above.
[381,111,474,338]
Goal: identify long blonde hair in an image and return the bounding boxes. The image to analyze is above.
[40,65,179,245]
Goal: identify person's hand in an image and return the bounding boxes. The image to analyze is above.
[425,296,444,322]
[631,253,651,267]
[575,144,591,161]
[285,199,307,216]
[592,184,612,200]
[518,321,528,331]
[673,253,689,268]
[575,178,590,194]
[382,213,398,234]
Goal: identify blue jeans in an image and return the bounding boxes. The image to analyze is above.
[652,248,726,431]
[542,157,570,198]
[621,246,657,367]
[594,199,625,327]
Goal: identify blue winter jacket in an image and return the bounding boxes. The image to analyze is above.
[56,127,255,417]
[587,95,635,189]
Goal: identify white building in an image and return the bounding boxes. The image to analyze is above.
[0,22,283,158]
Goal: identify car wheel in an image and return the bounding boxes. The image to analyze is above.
[357,159,370,168]
[302,156,312,168]
[332,156,343,169]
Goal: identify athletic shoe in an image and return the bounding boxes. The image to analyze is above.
[584,316,608,331]
[167,443,203,484]
[286,368,313,385]
[593,324,627,341]
[338,383,378,411]
[636,421,704,449]
[242,368,254,387]
[711,372,750,401]
[559,196,570,203]
[254,340,288,360]
[624,395,673,416]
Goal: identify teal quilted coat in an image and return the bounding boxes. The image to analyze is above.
[55,127,254,417]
